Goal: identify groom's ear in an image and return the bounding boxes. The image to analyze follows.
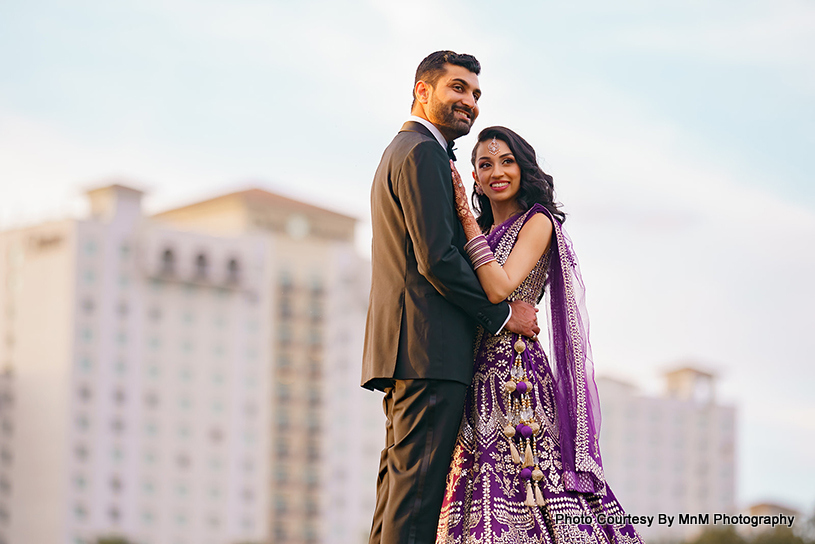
[414,80,430,105]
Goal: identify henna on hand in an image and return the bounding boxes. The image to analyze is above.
[451,160,470,218]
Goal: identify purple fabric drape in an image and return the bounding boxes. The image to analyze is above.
[487,204,605,494]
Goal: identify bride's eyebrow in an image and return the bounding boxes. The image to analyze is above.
[477,152,513,161]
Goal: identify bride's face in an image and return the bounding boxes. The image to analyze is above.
[473,138,522,206]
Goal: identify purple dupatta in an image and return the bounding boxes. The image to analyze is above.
[486,204,606,494]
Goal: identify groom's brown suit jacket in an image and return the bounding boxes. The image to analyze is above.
[361,121,510,390]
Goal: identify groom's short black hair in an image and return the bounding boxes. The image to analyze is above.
[412,50,481,108]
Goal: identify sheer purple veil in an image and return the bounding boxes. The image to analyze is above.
[535,205,606,494]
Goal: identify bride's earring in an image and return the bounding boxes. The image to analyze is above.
[474,182,484,196]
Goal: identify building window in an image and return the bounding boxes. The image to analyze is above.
[77,384,92,402]
[195,253,208,279]
[176,453,191,470]
[0,475,12,495]
[111,446,124,462]
[113,388,126,405]
[277,355,291,369]
[227,258,240,283]
[111,418,125,433]
[309,300,322,321]
[279,270,293,289]
[279,296,293,318]
[307,329,322,347]
[110,475,123,494]
[277,383,291,402]
[306,441,319,463]
[209,427,224,444]
[75,414,89,431]
[145,421,158,436]
[278,325,292,345]
[78,356,92,371]
[305,498,318,517]
[144,391,159,409]
[177,424,191,439]
[161,248,175,275]
[148,306,162,321]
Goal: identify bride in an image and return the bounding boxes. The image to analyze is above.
[436,126,644,544]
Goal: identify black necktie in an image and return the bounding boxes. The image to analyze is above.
[446,142,457,162]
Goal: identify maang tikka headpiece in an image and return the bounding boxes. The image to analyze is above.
[488,137,500,156]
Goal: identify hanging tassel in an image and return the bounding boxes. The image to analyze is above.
[510,440,521,464]
[524,481,536,507]
[523,440,534,468]
[535,481,545,506]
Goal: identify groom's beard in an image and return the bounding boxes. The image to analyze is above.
[428,101,475,140]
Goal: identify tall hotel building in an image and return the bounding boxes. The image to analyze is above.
[598,367,737,541]
[0,184,381,544]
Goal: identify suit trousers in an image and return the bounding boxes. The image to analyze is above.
[369,378,468,544]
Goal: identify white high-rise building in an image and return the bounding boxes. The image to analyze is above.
[598,367,737,541]
[0,184,380,544]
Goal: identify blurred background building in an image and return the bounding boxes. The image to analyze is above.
[599,366,737,541]
[0,184,381,544]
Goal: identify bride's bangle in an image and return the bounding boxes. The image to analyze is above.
[464,234,496,269]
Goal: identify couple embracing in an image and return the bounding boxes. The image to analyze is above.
[362,51,644,544]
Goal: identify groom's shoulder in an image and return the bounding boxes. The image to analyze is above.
[385,128,444,163]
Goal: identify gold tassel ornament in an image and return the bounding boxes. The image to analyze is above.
[523,440,534,468]
[510,440,521,465]
[535,482,545,506]
[532,468,545,506]
[524,481,536,507]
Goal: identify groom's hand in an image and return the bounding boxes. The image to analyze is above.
[505,300,540,339]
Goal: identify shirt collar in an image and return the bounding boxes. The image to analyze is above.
[408,115,448,150]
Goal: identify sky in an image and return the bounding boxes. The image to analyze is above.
[1,0,814,514]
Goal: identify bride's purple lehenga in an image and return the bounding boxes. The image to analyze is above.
[437,204,644,544]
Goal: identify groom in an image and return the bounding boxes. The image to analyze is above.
[362,51,540,544]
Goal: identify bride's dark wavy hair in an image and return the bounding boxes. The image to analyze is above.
[470,126,565,232]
